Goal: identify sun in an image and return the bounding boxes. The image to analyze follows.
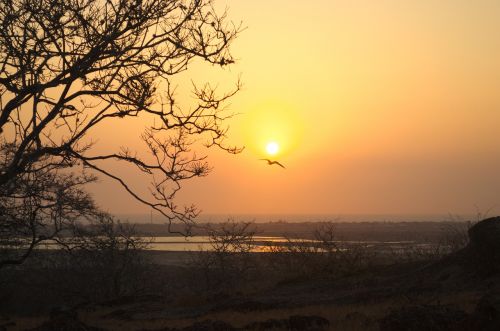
[266,141,280,155]
[241,100,304,158]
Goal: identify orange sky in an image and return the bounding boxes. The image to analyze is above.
[90,0,500,218]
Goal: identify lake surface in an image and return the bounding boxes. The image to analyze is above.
[22,235,430,253]
[29,236,293,252]
[148,236,303,252]
[146,236,418,252]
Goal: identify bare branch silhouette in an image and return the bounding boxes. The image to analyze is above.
[0,0,242,265]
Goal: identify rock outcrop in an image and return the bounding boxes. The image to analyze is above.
[27,309,105,331]
[378,305,468,331]
[466,216,500,274]
[140,315,329,331]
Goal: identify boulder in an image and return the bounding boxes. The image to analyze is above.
[243,315,329,331]
[244,318,285,330]
[182,320,237,331]
[467,216,500,274]
[27,309,105,331]
[288,315,329,331]
[379,305,467,331]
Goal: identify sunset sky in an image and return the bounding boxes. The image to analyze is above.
[90,0,500,219]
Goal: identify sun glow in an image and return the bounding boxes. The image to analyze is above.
[266,141,279,155]
[242,100,304,158]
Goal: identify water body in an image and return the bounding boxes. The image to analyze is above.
[148,236,307,252]
[19,235,427,253]
[146,236,417,252]
[31,236,291,252]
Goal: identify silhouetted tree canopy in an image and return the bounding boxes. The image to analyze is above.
[0,0,241,266]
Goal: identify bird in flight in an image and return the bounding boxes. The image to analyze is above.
[259,159,285,169]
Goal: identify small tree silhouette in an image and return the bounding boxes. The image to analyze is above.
[191,220,256,289]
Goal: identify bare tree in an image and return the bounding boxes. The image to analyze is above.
[267,222,376,278]
[190,220,256,289]
[0,144,98,268]
[51,214,153,302]
[0,0,242,264]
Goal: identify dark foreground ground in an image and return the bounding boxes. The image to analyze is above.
[1,218,500,331]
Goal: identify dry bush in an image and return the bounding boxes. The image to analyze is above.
[188,220,258,290]
[266,222,377,280]
[442,214,478,252]
[41,214,153,304]
[0,214,155,314]
[387,242,451,264]
[315,223,377,275]
[385,218,475,264]
[266,237,321,277]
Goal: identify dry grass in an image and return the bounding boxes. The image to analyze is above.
[3,316,47,331]
[5,289,481,331]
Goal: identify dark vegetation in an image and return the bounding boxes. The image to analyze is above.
[1,217,499,330]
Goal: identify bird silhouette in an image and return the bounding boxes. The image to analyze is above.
[259,159,285,168]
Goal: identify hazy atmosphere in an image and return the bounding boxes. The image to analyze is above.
[2,0,500,330]
[89,0,500,217]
